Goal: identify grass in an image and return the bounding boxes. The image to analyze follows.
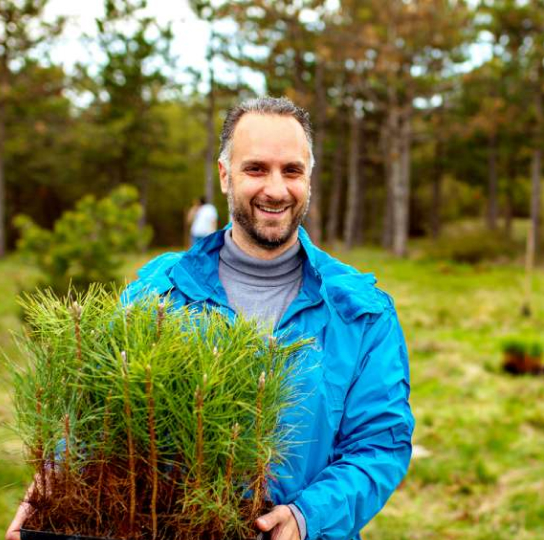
[1,243,544,538]
[336,246,544,540]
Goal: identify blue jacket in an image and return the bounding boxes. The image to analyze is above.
[122,227,414,540]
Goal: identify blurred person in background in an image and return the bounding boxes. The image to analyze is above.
[189,196,218,245]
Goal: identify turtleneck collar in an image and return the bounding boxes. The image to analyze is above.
[219,230,303,286]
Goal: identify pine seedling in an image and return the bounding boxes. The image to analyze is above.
[4,285,309,540]
[251,372,267,522]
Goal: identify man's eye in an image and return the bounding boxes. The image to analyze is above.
[245,166,263,173]
[285,168,302,175]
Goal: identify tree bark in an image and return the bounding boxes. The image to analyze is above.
[0,94,6,258]
[393,107,411,257]
[0,54,7,258]
[387,104,412,258]
[326,125,344,245]
[354,121,366,246]
[204,44,215,205]
[503,177,513,239]
[368,170,380,244]
[381,121,393,250]
[530,60,543,258]
[307,58,325,244]
[486,132,498,231]
[431,139,444,239]
[344,105,361,249]
[530,148,541,256]
[138,172,149,234]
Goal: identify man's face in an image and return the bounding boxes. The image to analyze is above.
[219,113,312,257]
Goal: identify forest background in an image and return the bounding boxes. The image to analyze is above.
[1,0,544,538]
[1,0,544,259]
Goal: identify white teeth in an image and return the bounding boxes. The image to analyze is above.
[259,206,287,213]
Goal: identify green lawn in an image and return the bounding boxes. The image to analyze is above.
[1,247,544,539]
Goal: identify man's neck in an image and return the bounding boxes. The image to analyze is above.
[230,224,299,260]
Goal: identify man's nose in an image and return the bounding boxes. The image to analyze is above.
[263,168,289,200]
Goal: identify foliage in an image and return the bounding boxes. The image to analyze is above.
[13,185,151,293]
[421,229,521,264]
[4,61,80,230]
[413,175,484,226]
[502,337,543,359]
[2,1,544,254]
[5,285,307,539]
[80,0,176,223]
[0,0,66,257]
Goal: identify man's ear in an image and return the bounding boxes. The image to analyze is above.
[218,160,229,195]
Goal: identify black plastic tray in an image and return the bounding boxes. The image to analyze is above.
[20,530,117,540]
[21,529,269,540]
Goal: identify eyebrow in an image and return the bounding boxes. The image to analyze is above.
[240,159,306,170]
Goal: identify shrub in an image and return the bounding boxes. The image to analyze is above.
[13,185,151,293]
[5,286,306,540]
[502,337,543,375]
[502,338,543,359]
[423,230,520,264]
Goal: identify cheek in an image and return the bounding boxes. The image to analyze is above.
[238,183,261,202]
[291,182,310,202]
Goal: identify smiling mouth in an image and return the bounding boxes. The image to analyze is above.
[255,204,290,214]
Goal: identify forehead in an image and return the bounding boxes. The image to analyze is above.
[230,113,310,164]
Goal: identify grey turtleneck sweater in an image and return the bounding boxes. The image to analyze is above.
[218,230,307,539]
[218,230,304,329]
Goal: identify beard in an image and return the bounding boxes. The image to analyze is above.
[227,175,311,250]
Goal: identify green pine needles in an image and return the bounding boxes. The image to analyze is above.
[6,285,307,540]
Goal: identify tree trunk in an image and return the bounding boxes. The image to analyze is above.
[388,105,412,258]
[0,96,5,258]
[369,171,380,244]
[530,148,541,256]
[531,62,543,258]
[138,172,149,235]
[431,139,444,239]
[393,108,411,257]
[382,175,393,249]
[307,59,325,245]
[344,105,361,249]
[354,120,366,245]
[487,133,498,231]
[381,121,393,250]
[326,126,344,245]
[0,54,7,258]
[504,181,513,239]
[204,47,215,205]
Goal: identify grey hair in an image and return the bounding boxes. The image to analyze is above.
[218,96,315,173]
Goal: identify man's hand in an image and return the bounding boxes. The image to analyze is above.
[255,505,301,540]
[5,500,32,540]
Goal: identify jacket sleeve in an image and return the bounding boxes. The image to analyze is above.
[294,305,414,540]
[120,252,182,305]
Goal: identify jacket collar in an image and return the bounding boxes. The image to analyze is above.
[170,225,323,309]
[170,227,225,304]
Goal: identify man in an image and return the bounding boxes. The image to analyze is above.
[6,97,413,540]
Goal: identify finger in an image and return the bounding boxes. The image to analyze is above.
[6,500,31,540]
[255,505,290,531]
[5,529,21,540]
[270,520,299,540]
[6,521,22,540]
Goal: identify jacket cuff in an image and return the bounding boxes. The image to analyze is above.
[287,503,307,540]
[292,497,320,539]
